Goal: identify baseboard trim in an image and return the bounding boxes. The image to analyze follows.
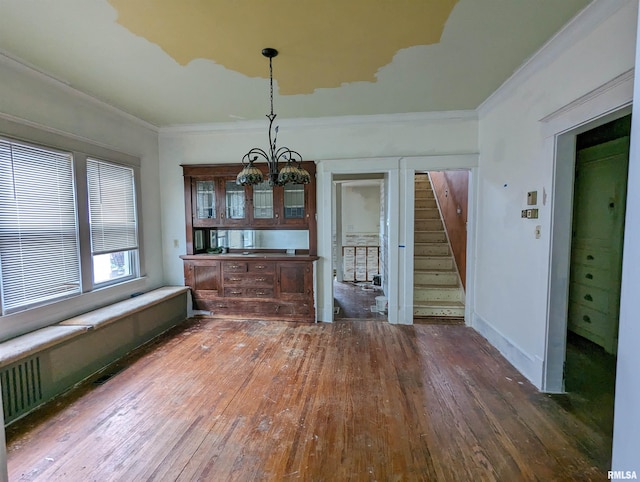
[471,313,544,389]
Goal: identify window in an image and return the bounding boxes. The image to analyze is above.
[0,139,81,314]
[0,136,141,316]
[87,159,138,286]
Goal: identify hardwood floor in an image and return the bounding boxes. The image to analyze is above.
[7,318,609,481]
[558,331,616,438]
[333,280,385,320]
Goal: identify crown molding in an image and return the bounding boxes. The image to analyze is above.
[538,69,633,138]
[159,110,478,136]
[477,0,635,117]
[540,69,633,124]
[0,50,159,133]
[0,111,141,161]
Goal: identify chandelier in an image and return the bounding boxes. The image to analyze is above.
[236,48,310,186]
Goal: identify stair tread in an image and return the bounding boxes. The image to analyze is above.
[413,300,465,307]
[414,283,460,289]
[414,254,454,259]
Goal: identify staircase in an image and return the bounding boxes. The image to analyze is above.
[413,174,465,318]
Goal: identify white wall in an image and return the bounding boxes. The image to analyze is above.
[476,0,637,387]
[0,55,165,325]
[612,2,640,472]
[341,183,381,242]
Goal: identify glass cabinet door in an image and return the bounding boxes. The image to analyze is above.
[284,184,305,219]
[253,181,274,220]
[195,180,216,220]
[225,181,246,220]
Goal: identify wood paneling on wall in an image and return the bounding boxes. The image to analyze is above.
[429,171,468,287]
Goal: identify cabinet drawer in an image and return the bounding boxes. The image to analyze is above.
[222,261,275,274]
[223,287,274,298]
[568,302,611,341]
[570,263,610,290]
[248,262,275,274]
[223,261,248,273]
[223,273,274,287]
[193,299,314,322]
[246,287,274,298]
[571,247,610,269]
[569,282,609,313]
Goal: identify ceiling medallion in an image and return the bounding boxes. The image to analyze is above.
[236,48,310,187]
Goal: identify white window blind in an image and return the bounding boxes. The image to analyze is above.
[0,138,80,314]
[87,159,138,256]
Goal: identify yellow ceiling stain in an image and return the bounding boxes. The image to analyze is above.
[107,0,458,95]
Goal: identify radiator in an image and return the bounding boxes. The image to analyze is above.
[1,356,43,424]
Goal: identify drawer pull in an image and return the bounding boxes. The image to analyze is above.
[256,291,266,296]
[585,273,593,280]
[586,255,594,260]
[230,265,241,269]
[583,315,591,323]
[584,294,593,302]
[255,277,266,282]
[229,277,242,281]
[255,265,267,269]
[230,291,242,295]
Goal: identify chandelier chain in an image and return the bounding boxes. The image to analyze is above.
[269,57,274,117]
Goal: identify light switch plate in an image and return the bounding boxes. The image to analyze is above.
[527,191,538,205]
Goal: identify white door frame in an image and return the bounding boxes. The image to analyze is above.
[317,157,402,323]
[542,70,633,392]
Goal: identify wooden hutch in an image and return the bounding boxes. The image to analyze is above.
[180,162,318,322]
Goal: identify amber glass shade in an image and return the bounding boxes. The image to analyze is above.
[236,162,264,186]
[277,161,310,185]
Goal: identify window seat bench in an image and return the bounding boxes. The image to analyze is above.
[1,286,189,425]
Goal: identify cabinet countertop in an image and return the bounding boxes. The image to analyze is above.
[180,253,319,261]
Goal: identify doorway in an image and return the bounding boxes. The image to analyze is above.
[543,71,633,396]
[332,175,386,320]
[563,115,630,440]
[412,170,468,321]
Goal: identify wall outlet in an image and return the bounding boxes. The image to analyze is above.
[521,210,528,218]
[535,225,541,239]
[526,208,539,219]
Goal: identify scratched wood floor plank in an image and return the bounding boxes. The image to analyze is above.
[7,319,609,481]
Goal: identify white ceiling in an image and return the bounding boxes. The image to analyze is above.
[0,0,591,127]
